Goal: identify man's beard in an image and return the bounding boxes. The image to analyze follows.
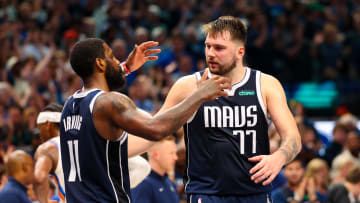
[207,57,236,75]
[105,60,126,91]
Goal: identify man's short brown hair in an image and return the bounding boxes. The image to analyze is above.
[202,16,247,44]
[346,166,360,184]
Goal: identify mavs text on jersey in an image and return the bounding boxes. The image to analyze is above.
[184,67,272,196]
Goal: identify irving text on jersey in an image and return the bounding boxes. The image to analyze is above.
[62,115,83,132]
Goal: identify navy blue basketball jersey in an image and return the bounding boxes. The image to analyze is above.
[60,89,131,203]
[184,67,272,196]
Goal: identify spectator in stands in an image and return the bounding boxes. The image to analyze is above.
[338,113,359,132]
[322,123,349,166]
[313,23,344,81]
[331,130,360,179]
[131,136,179,203]
[298,125,320,165]
[0,150,34,203]
[6,104,33,147]
[272,157,327,203]
[331,156,355,185]
[305,158,329,196]
[327,166,360,203]
[128,75,159,113]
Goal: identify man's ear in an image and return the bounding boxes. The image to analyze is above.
[152,151,159,160]
[236,46,245,60]
[95,58,106,72]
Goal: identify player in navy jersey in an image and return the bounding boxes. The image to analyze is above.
[157,16,302,202]
[60,38,231,203]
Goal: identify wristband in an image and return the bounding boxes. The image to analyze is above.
[120,62,131,75]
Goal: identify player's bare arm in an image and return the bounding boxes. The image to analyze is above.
[93,70,230,141]
[34,142,58,203]
[127,110,155,157]
[249,73,301,185]
[127,134,154,157]
[264,75,301,163]
[157,75,197,114]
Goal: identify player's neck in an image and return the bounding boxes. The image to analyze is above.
[83,76,110,92]
[224,64,246,86]
[51,131,60,139]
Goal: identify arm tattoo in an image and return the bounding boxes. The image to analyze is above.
[278,136,300,164]
[94,93,137,121]
[109,94,137,119]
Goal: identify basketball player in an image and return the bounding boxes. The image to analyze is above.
[60,38,231,203]
[34,103,65,203]
[157,16,302,202]
[33,105,159,202]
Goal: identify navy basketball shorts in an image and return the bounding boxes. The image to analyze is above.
[187,193,272,203]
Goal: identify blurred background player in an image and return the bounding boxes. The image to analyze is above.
[131,136,179,203]
[33,103,65,203]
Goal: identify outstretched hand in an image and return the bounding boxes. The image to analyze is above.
[196,69,231,101]
[248,152,286,186]
[125,41,161,72]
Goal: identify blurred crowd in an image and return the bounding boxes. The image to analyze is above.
[0,0,360,202]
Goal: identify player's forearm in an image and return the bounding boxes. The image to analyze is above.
[149,90,205,139]
[34,181,50,203]
[276,132,302,164]
[127,134,155,157]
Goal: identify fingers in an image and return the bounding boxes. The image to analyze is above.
[144,49,161,56]
[217,90,229,98]
[251,166,268,183]
[200,69,209,82]
[211,76,231,89]
[139,41,159,51]
[262,173,276,186]
[249,157,264,174]
[248,155,263,163]
[145,56,159,61]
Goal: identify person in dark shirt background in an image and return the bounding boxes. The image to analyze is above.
[0,150,34,203]
[132,136,179,203]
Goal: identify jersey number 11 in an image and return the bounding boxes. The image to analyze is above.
[67,140,82,182]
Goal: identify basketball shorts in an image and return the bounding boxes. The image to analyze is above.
[187,193,272,203]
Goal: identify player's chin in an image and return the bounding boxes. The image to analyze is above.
[209,65,221,74]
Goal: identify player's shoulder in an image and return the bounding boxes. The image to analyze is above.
[174,74,197,88]
[94,91,136,113]
[34,141,58,160]
[260,72,279,83]
[165,74,197,103]
[259,72,283,90]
